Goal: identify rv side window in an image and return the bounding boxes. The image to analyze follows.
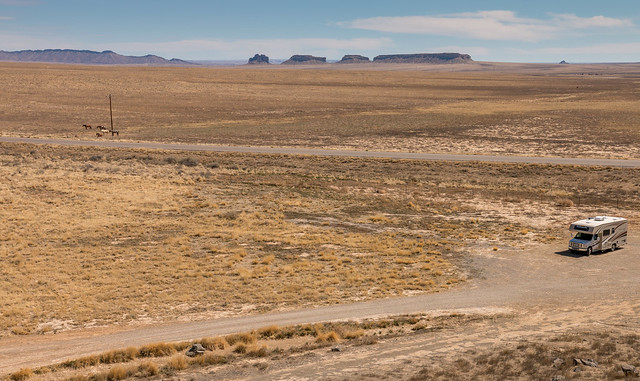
[603,229,610,236]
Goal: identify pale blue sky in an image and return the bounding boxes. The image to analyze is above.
[0,0,638,62]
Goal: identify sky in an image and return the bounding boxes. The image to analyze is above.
[0,0,639,63]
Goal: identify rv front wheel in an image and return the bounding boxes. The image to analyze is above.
[586,247,592,256]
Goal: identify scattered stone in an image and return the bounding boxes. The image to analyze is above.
[248,54,269,64]
[622,364,638,376]
[282,55,327,65]
[330,346,342,352]
[551,376,565,381]
[573,358,598,367]
[186,343,206,357]
[552,358,565,369]
[338,54,370,63]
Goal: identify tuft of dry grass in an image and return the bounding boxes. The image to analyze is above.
[316,331,341,344]
[164,355,188,371]
[9,368,32,381]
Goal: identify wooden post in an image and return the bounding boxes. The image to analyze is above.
[109,94,114,131]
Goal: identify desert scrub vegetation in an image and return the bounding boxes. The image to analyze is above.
[17,313,494,380]
[411,329,640,380]
[1,143,640,336]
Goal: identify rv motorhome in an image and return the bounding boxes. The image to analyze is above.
[568,216,628,256]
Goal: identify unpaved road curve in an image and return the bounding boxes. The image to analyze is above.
[0,240,638,374]
[2,136,640,167]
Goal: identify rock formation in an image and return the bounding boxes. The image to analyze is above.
[282,55,327,65]
[0,49,194,65]
[373,53,473,64]
[248,54,269,64]
[338,55,371,64]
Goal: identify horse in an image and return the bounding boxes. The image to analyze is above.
[82,124,92,129]
[96,132,103,137]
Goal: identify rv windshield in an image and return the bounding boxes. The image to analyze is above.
[574,232,593,241]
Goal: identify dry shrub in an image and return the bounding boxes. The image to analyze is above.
[106,365,129,380]
[225,332,257,346]
[99,347,137,364]
[246,345,269,358]
[556,198,574,207]
[340,328,365,340]
[61,355,100,369]
[66,376,89,381]
[138,342,176,358]
[137,361,159,376]
[316,331,341,344]
[165,355,188,371]
[257,325,281,339]
[233,343,247,354]
[199,336,228,350]
[190,353,228,366]
[9,368,32,381]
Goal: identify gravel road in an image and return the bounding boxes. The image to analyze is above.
[2,136,640,167]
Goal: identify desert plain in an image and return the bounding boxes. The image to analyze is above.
[1,61,640,380]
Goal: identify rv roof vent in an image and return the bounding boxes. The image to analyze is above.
[595,216,605,221]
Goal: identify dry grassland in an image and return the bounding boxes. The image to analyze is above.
[2,143,640,338]
[1,62,640,158]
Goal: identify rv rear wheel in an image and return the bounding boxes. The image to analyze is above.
[586,247,592,256]
[611,243,617,251]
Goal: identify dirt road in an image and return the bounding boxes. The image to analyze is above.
[2,136,640,167]
[1,239,638,375]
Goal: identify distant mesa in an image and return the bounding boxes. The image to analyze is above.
[0,49,194,66]
[282,55,327,65]
[373,53,473,64]
[559,60,569,64]
[338,55,370,64]
[248,54,270,65]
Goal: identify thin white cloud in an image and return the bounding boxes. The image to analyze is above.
[341,10,633,43]
[551,14,633,29]
[0,16,15,20]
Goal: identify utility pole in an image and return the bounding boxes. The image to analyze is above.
[109,94,114,131]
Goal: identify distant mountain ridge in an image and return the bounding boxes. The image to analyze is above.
[0,49,194,65]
